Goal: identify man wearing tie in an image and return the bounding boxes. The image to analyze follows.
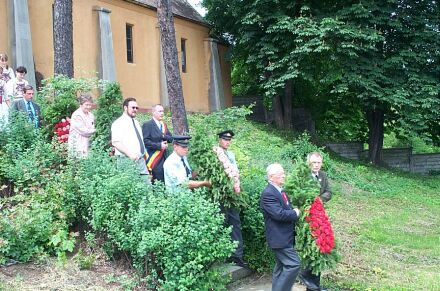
[260,163,301,291]
[142,104,172,183]
[111,97,149,180]
[299,151,332,291]
[163,135,211,190]
[11,85,40,128]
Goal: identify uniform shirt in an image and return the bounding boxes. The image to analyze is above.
[111,113,143,158]
[163,151,192,189]
[224,149,238,172]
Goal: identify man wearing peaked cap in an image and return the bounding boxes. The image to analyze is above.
[218,129,234,140]
[214,129,247,268]
[163,134,211,189]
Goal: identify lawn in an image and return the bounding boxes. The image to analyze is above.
[326,161,440,290]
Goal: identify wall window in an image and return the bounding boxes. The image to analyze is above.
[126,24,134,63]
[181,38,187,73]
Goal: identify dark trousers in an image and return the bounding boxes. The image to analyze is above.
[220,206,243,259]
[300,267,321,291]
[272,247,301,291]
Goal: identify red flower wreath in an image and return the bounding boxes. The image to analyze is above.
[54,117,70,143]
[305,197,335,254]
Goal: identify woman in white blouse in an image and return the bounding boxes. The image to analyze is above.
[68,93,96,158]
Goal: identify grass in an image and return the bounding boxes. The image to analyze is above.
[325,159,440,290]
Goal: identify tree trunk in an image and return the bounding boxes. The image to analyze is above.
[53,0,74,77]
[272,94,284,128]
[282,79,293,129]
[366,107,384,164]
[157,0,189,135]
[272,80,293,129]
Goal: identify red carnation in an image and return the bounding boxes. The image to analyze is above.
[305,197,335,254]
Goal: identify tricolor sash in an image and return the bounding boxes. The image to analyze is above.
[144,122,169,171]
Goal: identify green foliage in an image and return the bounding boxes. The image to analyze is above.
[75,151,234,290]
[38,75,101,139]
[92,82,123,151]
[284,161,340,274]
[284,161,320,208]
[239,167,274,272]
[0,113,75,265]
[74,248,96,270]
[0,181,76,264]
[190,131,246,208]
[0,113,67,195]
[134,189,233,290]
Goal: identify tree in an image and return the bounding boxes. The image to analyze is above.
[332,1,440,163]
[53,0,74,77]
[157,0,189,134]
[203,0,440,164]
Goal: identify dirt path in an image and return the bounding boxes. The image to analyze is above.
[1,260,308,291]
[0,258,134,291]
[228,273,307,291]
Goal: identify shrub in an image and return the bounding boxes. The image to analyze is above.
[92,82,123,151]
[75,151,234,290]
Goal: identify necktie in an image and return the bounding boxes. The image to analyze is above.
[27,101,34,121]
[159,122,163,133]
[315,174,319,180]
[181,157,191,177]
[281,191,289,204]
[132,118,145,155]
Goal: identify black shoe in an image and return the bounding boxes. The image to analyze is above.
[230,257,249,268]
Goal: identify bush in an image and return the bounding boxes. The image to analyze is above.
[92,82,123,151]
[76,151,235,290]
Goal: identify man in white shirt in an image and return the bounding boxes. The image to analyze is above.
[163,135,211,190]
[111,97,149,179]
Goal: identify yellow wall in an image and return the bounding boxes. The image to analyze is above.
[2,0,231,113]
[0,0,10,57]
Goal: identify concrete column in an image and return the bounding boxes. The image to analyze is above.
[158,28,169,107]
[94,7,117,82]
[205,38,225,112]
[10,0,36,88]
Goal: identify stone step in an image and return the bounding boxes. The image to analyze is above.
[223,264,254,282]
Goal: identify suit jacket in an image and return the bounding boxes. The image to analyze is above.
[260,183,299,249]
[316,170,331,202]
[11,99,41,127]
[142,119,172,181]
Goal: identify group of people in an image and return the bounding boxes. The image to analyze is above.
[4,82,332,289]
[0,53,39,129]
[109,98,247,267]
[109,98,332,291]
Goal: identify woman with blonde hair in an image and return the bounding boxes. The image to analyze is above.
[68,93,96,158]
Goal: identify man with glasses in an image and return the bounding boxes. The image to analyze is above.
[11,85,40,128]
[111,97,149,179]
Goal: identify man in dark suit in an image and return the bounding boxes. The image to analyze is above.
[142,104,172,182]
[11,85,40,128]
[299,151,332,291]
[260,163,301,291]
